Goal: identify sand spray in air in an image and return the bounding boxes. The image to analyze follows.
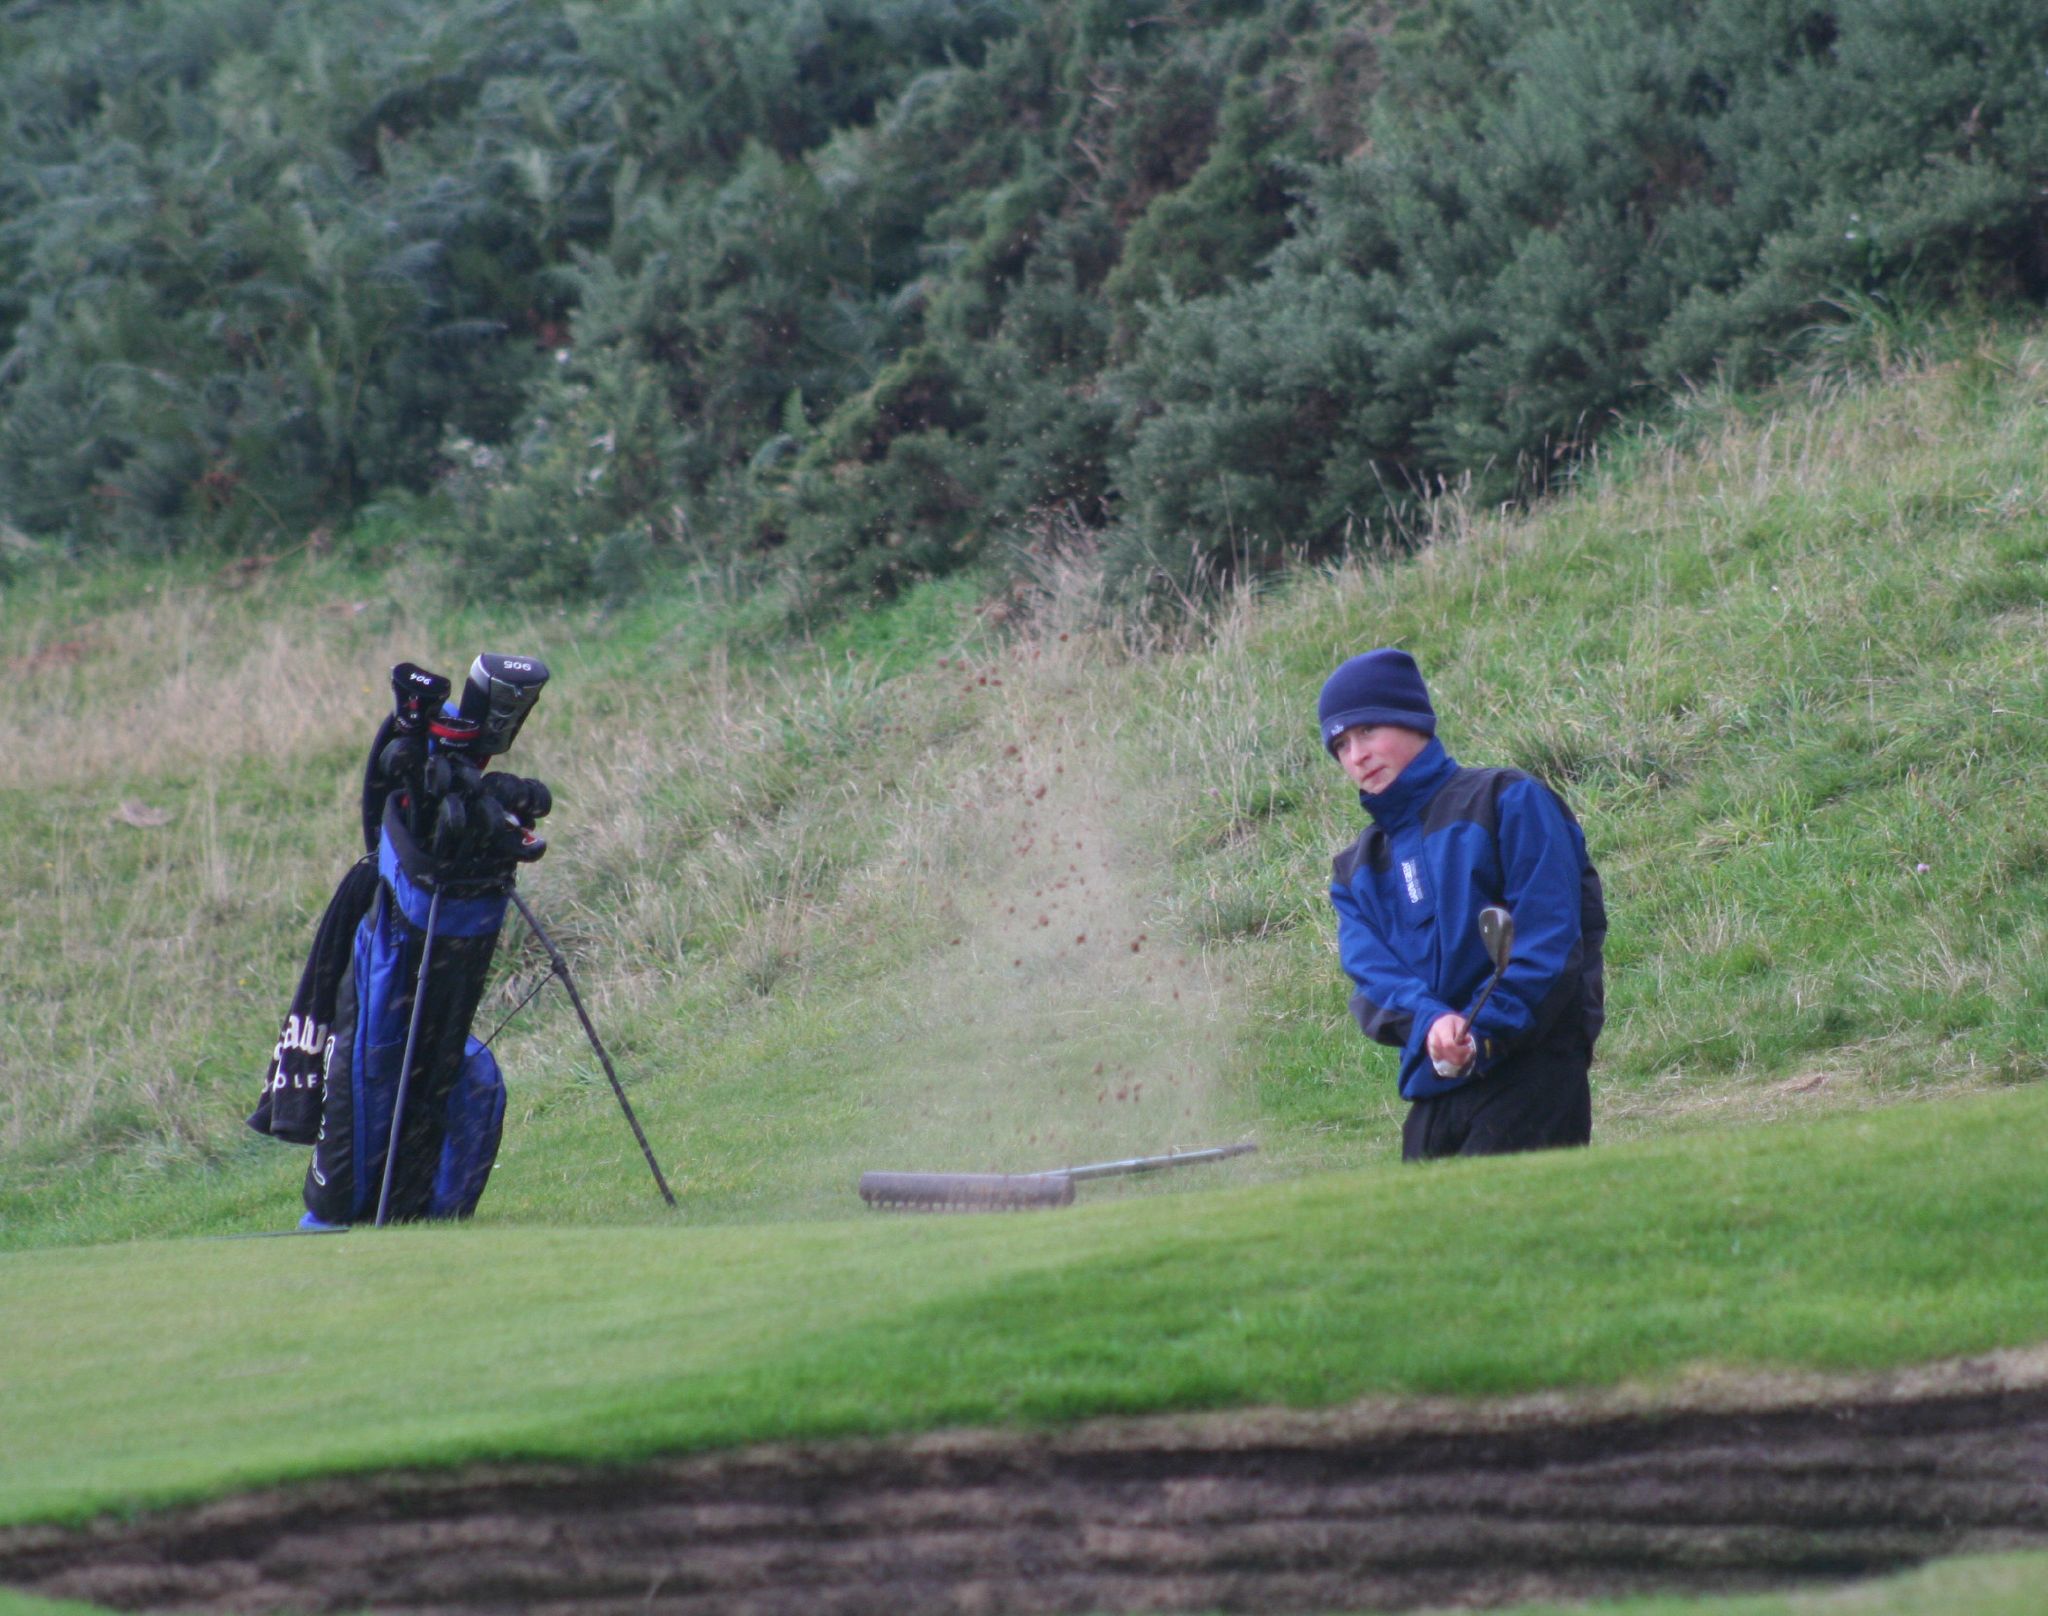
[860,623,1248,1186]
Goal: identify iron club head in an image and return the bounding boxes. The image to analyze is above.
[1461,905,1516,1038]
[1478,904,1514,973]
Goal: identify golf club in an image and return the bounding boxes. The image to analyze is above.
[1434,904,1514,1080]
[1465,904,1514,1027]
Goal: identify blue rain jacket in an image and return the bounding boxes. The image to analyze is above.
[1328,739,1605,1101]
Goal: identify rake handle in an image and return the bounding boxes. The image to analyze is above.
[858,1143,1259,1211]
[1046,1142,1259,1181]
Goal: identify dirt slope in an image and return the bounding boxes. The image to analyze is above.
[7,1352,2048,1614]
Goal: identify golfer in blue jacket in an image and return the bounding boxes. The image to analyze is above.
[1321,648,1606,1159]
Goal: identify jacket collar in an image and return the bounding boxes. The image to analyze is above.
[1360,737,1456,829]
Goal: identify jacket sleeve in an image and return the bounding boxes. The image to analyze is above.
[1330,872,1454,1065]
[1468,776,1588,1062]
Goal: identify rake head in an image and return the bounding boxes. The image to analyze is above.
[858,1171,1076,1211]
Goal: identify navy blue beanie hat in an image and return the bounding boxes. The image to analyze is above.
[1317,648,1436,752]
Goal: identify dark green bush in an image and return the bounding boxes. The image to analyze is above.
[1107,0,2048,597]
[4,0,2046,610]
[447,343,701,603]
[0,0,604,555]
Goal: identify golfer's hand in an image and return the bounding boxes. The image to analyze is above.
[1427,1012,1476,1079]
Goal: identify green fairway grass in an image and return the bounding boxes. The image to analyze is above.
[1507,1551,2048,1614]
[0,1597,121,1616]
[5,1080,2046,1526]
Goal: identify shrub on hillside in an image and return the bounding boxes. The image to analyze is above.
[446,344,708,603]
[0,0,604,555]
[1109,0,2048,596]
[6,0,2047,614]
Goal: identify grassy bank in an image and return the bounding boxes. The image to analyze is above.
[6,1080,2048,1524]
[1133,332,2048,1156]
[10,333,2048,1246]
[1524,1552,2048,1616]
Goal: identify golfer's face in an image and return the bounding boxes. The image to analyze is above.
[1334,724,1427,795]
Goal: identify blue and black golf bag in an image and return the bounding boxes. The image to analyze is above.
[249,655,552,1226]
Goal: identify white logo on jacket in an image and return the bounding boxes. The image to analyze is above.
[1401,858,1424,906]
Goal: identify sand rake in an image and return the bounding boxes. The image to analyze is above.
[859,1141,1257,1212]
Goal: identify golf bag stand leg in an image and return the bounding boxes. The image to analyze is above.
[375,888,441,1228]
[512,891,678,1209]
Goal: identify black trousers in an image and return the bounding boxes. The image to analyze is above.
[1402,1038,1592,1162]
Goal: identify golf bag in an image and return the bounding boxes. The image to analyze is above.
[249,655,551,1226]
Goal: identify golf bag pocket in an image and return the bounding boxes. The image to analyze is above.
[432,1039,506,1219]
[302,832,509,1226]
